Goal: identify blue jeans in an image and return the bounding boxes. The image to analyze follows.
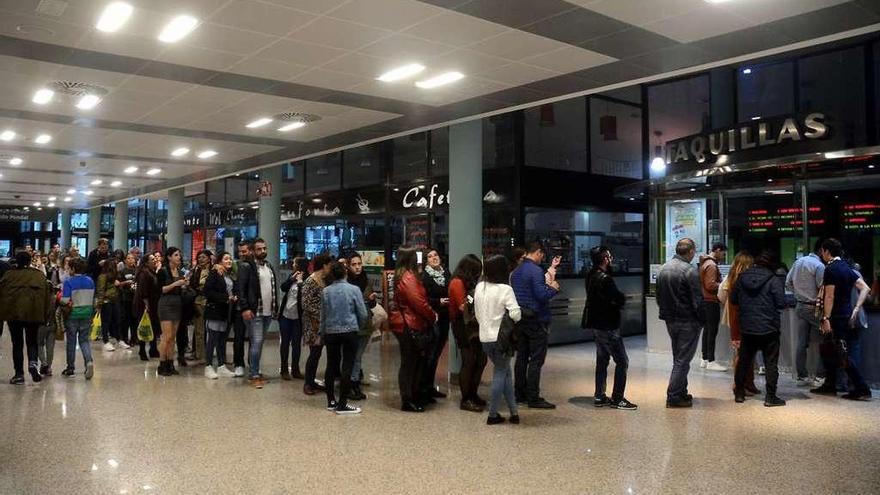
[665,320,701,401]
[246,315,272,378]
[483,341,517,417]
[278,317,303,374]
[794,303,823,378]
[205,320,229,367]
[66,318,93,370]
[350,334,369,381]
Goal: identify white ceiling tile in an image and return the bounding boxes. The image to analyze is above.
[227,57,311,82]
[717,0,851,25]
[134,0,230,17]
[469,31,568,61]
[320,52,394,78]
[427,49,520,76]
[642,5,754,43]
[254,39,347,67]
[209,0,317,37]
[476,63,559,86]
[184,23,279,56]
[402,12,509,47]
[0,10,84,46]
[76,31,165,60]
[51,65,131,88]
[287,17,391,50]
[328,0,445,31]
[522,46,616,73]
[578,0,702,27]
[116,76,194,97]
[358,34,454,61]
[0,55,57,79]
[259,0,350,15]
[292,68,369,91]
[153,45,243,71]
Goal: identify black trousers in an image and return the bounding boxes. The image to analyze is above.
[421,318,449,395]
[735,332,780,396]
[9,321,39,375]
[120,299,136,344]
[458,337,487,401]
[395,331,427,404]
[819,318,870,394]
[176,319,189,359]
[305,344,324,387]
[514,319,549,402]
[233,313,246,367]
[702,301,721,361]
[594,328,629,401]
[324,332,359,408]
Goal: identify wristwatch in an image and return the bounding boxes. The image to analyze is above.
[820,316,830,322]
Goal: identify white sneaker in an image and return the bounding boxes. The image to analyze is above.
[757,366,766,376]
[116,340,131,350]
[103,342,115,352]
[205,366,218,380]
[705,361,728,372]
[233,366,245,377]
[216,366,236,378]
[796,377,812,387]
[85,361,94,380]
[700,359,708,369]
[811,377,825,388]
[335,404,362,415]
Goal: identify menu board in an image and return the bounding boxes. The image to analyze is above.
[404,215,430,250]
[747,206,824,233]
[665,200,706,261]
[842,203,880,230]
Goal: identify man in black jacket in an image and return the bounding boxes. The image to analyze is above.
[230,240,253,377]
[656,238,703,408]
[236,238,278,388]
[86,238,110,281]
[731,251,790,407]
[585,246,636,410]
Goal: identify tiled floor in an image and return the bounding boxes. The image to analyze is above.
[1,334,878,494]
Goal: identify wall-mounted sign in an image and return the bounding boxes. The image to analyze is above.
[842,203,880,231]
[402,183,449,210]
[665,200,706,261]
[747,206,824,233]
[207,209,255,226]
[184,215,202,228]
[256,181,272,197]
[0,206,59,223]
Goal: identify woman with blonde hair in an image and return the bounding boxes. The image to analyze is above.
[718,251,759,395]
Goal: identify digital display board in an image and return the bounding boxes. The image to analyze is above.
[842,203,880,230]
[747,206,824,233]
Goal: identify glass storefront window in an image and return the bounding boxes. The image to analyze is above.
[648,75,710,170]
[737,61,795,121]
[346,143,384,188]
[798,46,866,146]
[306,153,341,193]
[283,162,305,197]
[590,97,643,179]
[430,127,449,177]
[392,133,427,182]
[484,113,517,169]
[524,98,586,172]
[206,180,225,208]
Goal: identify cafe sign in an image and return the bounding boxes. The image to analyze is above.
[665,112,829,166]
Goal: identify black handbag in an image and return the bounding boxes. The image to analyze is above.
[497,310,518,357]
[180,286,197,306]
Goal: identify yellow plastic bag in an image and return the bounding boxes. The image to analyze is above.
[137,312,154,342]
[89,312,102,340]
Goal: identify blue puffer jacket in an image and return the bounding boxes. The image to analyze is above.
[731,266,789,335]
[319,280,368,336]
[510,259,558,323]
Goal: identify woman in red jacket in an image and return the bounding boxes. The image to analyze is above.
[390,246,437,413]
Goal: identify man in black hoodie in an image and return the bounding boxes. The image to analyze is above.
[731,251,790,407]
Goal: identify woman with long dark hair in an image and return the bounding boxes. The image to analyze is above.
[157,247,187,376]
[279,256,307,380]
[96,259,127,351]
[189,249,213,364]
[202,251,237,379]
[390,246,437,412]
[420,248,451,402]
[301,253,333,395]
[449,254,487,412]
[718,251,758,396]
[134,253,162,361]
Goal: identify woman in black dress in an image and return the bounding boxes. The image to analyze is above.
[157,247,187,376]
[134,253,162,361]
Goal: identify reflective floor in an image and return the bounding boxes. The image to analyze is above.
[1,333,878,494]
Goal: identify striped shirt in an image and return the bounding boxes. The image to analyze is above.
[62,275,95,320]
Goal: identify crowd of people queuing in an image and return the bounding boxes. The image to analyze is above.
[0,234,872,424]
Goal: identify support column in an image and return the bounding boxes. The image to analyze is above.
[87,206,101,254]
[448,120,483,374]
[166,188,184,250]
[258,166,282,268]
[114,201,129,252]
[59,208,72,249]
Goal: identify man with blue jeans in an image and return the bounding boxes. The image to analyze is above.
[61,258,96,380]
[785,238,826,387]
[237,238,278,389]
[511,242,560,409]
[656,238,704,408]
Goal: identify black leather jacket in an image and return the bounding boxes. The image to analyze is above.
[237,259,278,316]
[656,255,704,322]
[584,268,625,331]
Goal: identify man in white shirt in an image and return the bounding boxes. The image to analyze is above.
[238,238,278,388]
[785,239,826,387]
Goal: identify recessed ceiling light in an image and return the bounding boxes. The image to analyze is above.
[124,166,138,174]
[66,188,76,194]
[0,130,16,141]
[84,190,94,195]
[277,121,306,132]
[35,134,52,144]
[742,68,752,75]
[76,94,101,110]
[158,15,199,43]
[246,117,273,129]
[64,196,72,202]
[146,168,161,175]
[47,202,55,207]
[33,202,41,207]
[197,150,217,159]
[415,71,464,89]
[869,164,876,169]
[9,157,23,166]
[751,116,761,121]
[110,180,122,187]
[96,2,133,33]
[90,179,103,186]
[171,147,190,157]
[650,157,666,173]
[48,196,57,201]
[377,63,425,82]
[32,88,54,105]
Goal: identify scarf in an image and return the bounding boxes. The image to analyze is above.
[425,264,446,287]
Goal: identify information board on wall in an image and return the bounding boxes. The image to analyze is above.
[747,206,824,233]
[665,200,706,261]
[841,203,880,230]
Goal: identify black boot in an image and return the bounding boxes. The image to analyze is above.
[148,344,160,358]
[348,381,367,401]
[178,354,188,367]
[139,347,149,361]
[157,361,170,376]
[168,360,180,375]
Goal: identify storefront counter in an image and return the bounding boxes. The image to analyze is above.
[548,274,644,345]
[646,297,880,387]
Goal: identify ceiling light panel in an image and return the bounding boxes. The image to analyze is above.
[197,150,217,159]
[66,188,77,194]
[278,121,306,132]
[124,166,138,174]
[0,130,16,141]
[96,2,133,33]
[146,168,161,175]
[84,190,94,195]
[415,72,464,89]
[110,180,122,187]
[377,63,425,82]
[246,117,273,128]
[90,179,103,185]
[9,157,23,166]
[35,134,52,144]
[76,94,102,110]
[32,89,54,105]
[171,147,190,157]
[158,15,199,43]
